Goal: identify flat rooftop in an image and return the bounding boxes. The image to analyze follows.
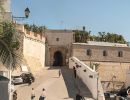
[73,41,128,47]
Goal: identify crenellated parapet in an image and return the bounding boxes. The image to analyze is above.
[12,23,46,73]
[15,23,46,43]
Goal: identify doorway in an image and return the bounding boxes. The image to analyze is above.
[53,51,63,66]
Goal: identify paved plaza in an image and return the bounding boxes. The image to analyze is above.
[15,67,93,100]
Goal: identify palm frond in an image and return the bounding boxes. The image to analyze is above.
[0,21,23,70]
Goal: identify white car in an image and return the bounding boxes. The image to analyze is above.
[12,76,23,85]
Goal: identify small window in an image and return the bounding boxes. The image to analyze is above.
[56,38,59,41]
[118,51,123,57]
[103,50,107,56]
[86,49,92,56]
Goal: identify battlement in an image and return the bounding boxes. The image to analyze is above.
[15,23,45,42]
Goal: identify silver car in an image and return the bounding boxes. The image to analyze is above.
[12,76,23,85]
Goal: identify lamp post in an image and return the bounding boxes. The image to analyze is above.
[9,7,30,100]
[12,7,30,20]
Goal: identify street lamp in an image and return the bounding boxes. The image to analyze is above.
[9,7,30,100]
[24,7,30,18]
[12,7,30,20]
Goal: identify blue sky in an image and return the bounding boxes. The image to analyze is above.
[12,0,130,41]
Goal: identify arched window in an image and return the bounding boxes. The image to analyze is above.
[86,49,92,56]
[118,51,123,57]
[103,50,107,56]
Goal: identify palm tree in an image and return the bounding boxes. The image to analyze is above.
[74,30,91,43]
[0,22,22,68]
[0,22,22,99]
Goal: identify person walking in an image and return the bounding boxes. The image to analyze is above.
[58,69,61,77]
[13,90,17,100]
[31,88,35,100]
[39,88,46,100]
[73,67,77,78]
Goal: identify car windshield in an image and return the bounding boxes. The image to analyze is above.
[13,76,21,78]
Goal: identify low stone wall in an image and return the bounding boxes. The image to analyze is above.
[69,57,105,100]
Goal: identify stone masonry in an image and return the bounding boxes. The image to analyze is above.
[72,43,130,82]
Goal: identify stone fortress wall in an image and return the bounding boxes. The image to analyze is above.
[16,24,45,74]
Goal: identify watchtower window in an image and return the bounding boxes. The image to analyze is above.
[103,50,107,56]
[118,51,123,57]
[86,49,92,56]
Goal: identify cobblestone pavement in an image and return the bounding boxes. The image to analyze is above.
[15,67,93,100]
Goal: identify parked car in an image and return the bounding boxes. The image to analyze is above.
[20,72,35,83]
[12,76,23,85]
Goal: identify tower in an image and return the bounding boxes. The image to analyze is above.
[0,0,11,21]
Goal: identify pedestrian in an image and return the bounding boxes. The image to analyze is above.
[73,67,77,78]
[31,88,35,100]
[59,69,61,77]
[39,88,46,100]
[13,90,17,100]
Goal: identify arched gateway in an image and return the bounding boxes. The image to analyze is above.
[44,30,74,67]
[53,51,63,66]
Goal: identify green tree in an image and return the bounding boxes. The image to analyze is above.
[24,24,31,31]
[0,21,24,100]
[74,30,91,43]
[24,24,47,34]
[98,32,106,42]
[0,21,22,69]
[93,32,126,43]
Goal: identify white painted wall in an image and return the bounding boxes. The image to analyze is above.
[69,57,105,100]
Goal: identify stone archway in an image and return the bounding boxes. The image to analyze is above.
[53,51,63,66]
